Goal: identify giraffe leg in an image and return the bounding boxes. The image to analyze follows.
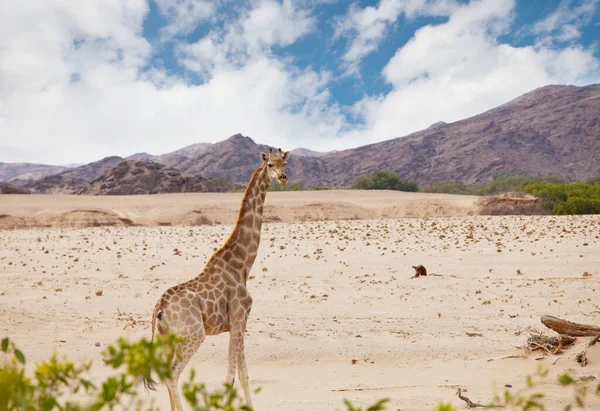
[165,378,180,411]
[237,334,254,410]
[158,292,207,411]
[165,330,206,411]
[225,330,241,386]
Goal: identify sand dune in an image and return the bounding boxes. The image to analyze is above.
[0,192,599,410]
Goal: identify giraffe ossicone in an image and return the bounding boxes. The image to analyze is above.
[144,148,290,411]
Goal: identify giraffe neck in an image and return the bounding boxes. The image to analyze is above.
[212,163,270,283]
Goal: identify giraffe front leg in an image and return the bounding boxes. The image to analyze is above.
[237,334,254,410]
[225,330,240,385]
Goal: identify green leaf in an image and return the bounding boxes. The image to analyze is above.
[14,349,26,364]
[558,373,575,386]
[1,337,9,352]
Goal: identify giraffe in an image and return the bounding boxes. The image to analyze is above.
[144,148,290,411]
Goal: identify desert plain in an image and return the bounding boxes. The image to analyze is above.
[0,190,599,410]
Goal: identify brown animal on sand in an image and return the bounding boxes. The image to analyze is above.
[412,265,427,278]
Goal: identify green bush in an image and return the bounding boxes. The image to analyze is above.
[3,335,600,410]
[554,197,600,215]
[0,336,388,411]
[351,171,419,192]
[421,174,568,197]
[586,174,600,185]
[524,181,600,214]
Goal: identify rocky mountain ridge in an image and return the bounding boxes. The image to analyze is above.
[3,83,599,193]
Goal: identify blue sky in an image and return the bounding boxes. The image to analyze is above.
[1,0,599,164]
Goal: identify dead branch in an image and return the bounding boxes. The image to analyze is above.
[456,388,488,408]
[116,307,137,330]
[575,334,600,367]
[525,328,576,354]
[541,315,600,337]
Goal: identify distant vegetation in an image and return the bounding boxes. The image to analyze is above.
[422,173,568,196]
[224,171,600,215]
[350,171,419,192]
[422,173,600,215]
[203,176,238,192]
[525,181,600,215]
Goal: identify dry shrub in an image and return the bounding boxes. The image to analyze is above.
[478,192,548,215]
[525,328,576,354]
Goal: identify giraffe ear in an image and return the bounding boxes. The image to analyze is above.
[281,151,290,161]
[260,152,268,163]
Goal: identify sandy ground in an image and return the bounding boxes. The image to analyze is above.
[1,191,599,410]
[0,190,478,228]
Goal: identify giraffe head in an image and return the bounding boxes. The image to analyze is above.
[260,148,290,185]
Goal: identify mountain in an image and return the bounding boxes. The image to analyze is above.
[162,85,600,187]
[172,133,324,185]
[0,184,30,194]
[0,163,67,184]
[126,142,213,168]
[21,156,124,194]
[169,142,212,158]
[291,148,330,158]
[126,152,155,161]
[3,83,599,191]
[318,84,600,186]
[80,160,207,195]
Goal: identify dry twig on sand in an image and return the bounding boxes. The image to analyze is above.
[525,328,575,354]
[116,307,137,330]
[456,388,488,408]
[575,334,600,367]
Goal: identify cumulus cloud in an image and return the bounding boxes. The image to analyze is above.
[155,0,216,39]
[335,0,459,70]
[0,0,599,164]
[342,0,599,148]
[532,0,598,45]
[0,0,342,164]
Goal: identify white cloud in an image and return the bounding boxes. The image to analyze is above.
[0,0,599,165]
[0,0,343,164]
[335,0,459,70]
[179,0,315,78]
[342,0,599,148]
[155,0,216,40]
[532,0,598,45]
[243,0,316,49]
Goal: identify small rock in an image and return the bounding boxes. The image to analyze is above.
[505,384,512,388]
[95,342,101,347]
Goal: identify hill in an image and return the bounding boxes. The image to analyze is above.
[0,163,67,184]
[319,84,600,185]
[4,83,599,190]
[80,160,207,195]
[21,156,124,194]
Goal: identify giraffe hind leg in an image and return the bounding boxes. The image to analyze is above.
[159,296,207,411]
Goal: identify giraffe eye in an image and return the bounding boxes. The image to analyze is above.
[267,164,273,168]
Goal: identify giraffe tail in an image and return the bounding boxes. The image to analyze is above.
[143,300,164,392]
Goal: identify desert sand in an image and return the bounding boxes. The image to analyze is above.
[0,191,599,410]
